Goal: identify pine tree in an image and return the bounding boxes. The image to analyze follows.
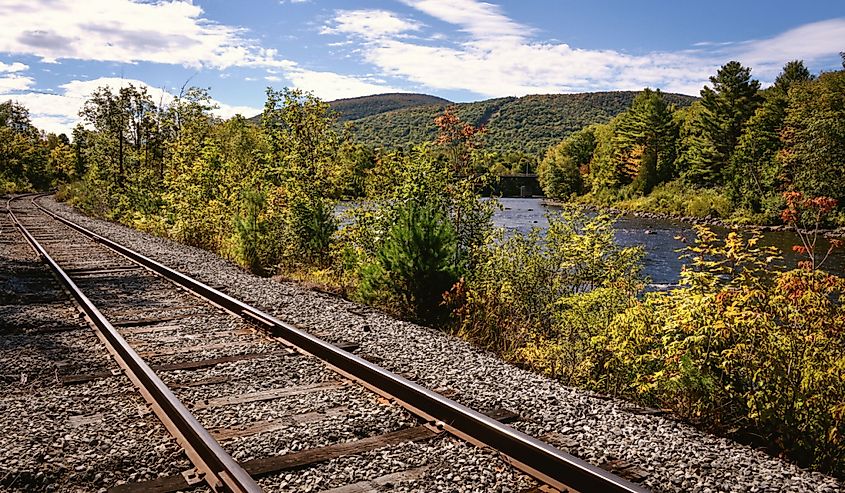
[773,60,812,95]
[359,202,458,322]
[681,61,761,187]
[613,89,678,194]
[729,61,811,213]
[780,70,845,204]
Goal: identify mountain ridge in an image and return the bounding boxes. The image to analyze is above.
[343,91,698,156]
[249,90,698,157]
[329,93,452,121]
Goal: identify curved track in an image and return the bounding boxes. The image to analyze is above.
[6,194,647,493]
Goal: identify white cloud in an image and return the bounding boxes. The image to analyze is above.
[0,91,81,134]
[0,61,28,73]
[0,0,292,69]
[0,76,261,135]
[0,74,34,92]
[322,9,422,39]
[401,0,527,41]
[284,65,406,100]
[341,28,714,97]
[0,61,33,92]
[324,2,845,97]
[215,101,263,119]
[732,18,845,75]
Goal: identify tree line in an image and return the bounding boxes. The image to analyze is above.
[539,58,845,225]
[0,101,76,193]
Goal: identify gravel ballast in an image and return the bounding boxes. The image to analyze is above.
[39,196,843,493]
[0,205,191,492]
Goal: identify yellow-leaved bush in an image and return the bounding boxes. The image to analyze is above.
[599,226,845,474]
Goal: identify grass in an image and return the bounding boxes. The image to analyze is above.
[578,180,733,219]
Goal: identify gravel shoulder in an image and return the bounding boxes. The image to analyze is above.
[41,196,843,493]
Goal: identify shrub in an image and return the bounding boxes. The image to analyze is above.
[597,180,733,218]
[358,202,458,323]
[454,206,644,370]
[284,190,337,269]
[599,224,845,475]
[684,188,731,217]
[232,189,283,276]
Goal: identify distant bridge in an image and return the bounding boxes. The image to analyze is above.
[484,174,542,197]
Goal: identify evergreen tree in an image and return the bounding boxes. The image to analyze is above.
[728,97,786,213]
[729,61,811,214]
[680,61,761,187]
[773,60,813,95]
[359,202,458,322]
[613,89,678,194]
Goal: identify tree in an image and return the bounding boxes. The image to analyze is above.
[71,124,90,178]
[0,100,37,137]
[779,70,845,205]
[262,87,342,192]
[728,96,786,213]
[80,84,162,194]
[0,100,50,192]
[538,126,594,199]
[680,62,761,187]
[773,60,813,95]
[613,89,678,194]
[728,61,811,214]
[359,202,458,323]
[434,106,485,176]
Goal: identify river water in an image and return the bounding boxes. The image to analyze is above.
[495,198,845,287]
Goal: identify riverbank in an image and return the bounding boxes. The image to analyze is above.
[542,198,845,238]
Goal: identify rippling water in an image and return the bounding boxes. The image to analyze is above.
[494,198,845,286]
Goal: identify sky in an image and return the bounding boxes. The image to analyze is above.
[0,0,843,135]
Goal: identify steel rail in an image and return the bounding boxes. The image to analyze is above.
[31,196,650,493]
[7,195,263,493]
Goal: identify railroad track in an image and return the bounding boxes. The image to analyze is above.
[5,193,647,493]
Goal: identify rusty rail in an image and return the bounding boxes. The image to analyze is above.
[7,195,263,493]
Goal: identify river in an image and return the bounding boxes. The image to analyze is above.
[495,198,845,287]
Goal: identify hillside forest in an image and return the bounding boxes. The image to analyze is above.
[2,58,845,478]
[338,91,696,174]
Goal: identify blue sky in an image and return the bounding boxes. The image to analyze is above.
[0,0,842,134]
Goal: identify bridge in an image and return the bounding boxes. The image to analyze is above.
[484,174,543,197]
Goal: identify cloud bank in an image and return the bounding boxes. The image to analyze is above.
[323,1,845,97]
[1,0,843,134]
[0,0,290,69]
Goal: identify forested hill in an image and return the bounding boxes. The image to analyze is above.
[346,91,698,156]
[329,93,452,121]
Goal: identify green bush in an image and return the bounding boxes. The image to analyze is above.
[358,202,458,323]
[232,189,283,276]
[454,206,644,366]
[592,180,733,218]
[284,191,338,269]
[684,188,732,217]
